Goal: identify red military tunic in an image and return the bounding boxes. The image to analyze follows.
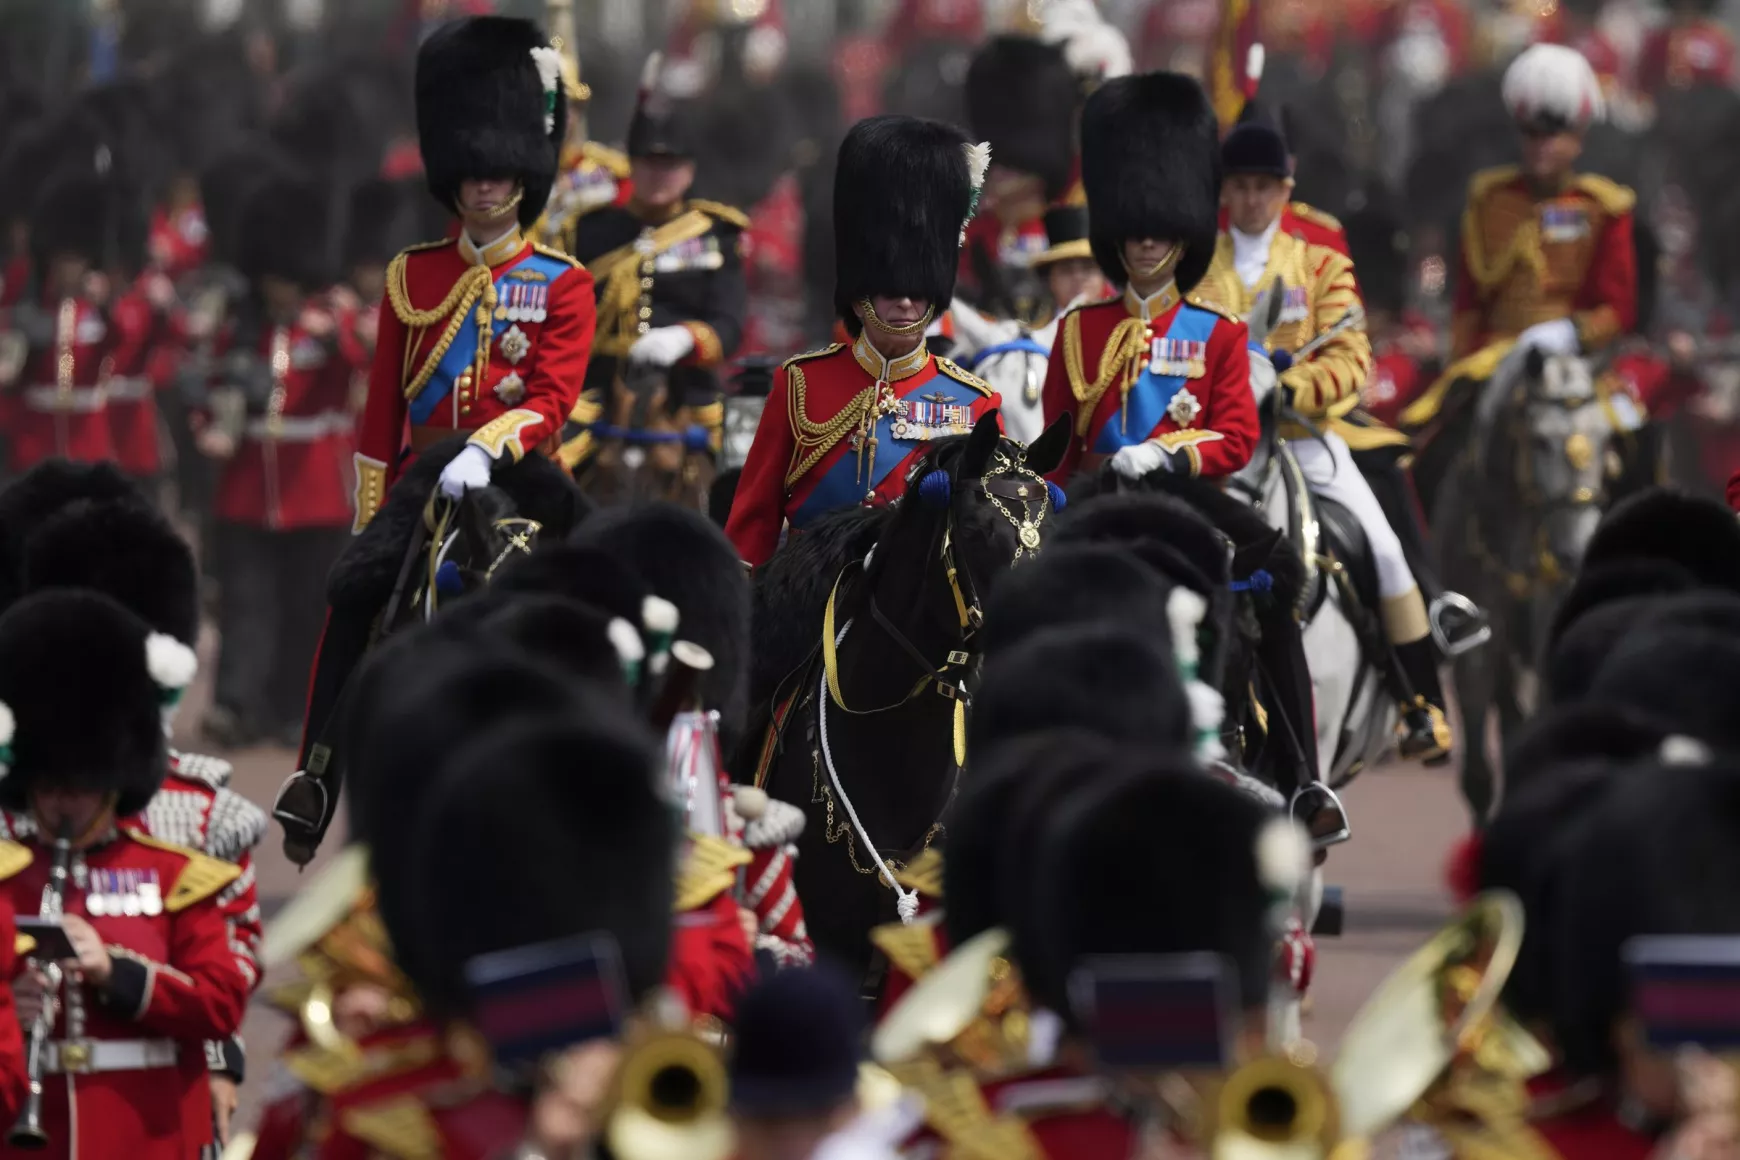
[147,205,209,285]
[1642,20,1736,92]
[1041,282,1258,482]
[103,273,180,479]
[1450,168,1637,360]
[7,295,117,470]
[0,853,28,1125]
[724,335,1000,567]
[0,830,248,1160]
[214,299,364,531]
[352,229,596,532]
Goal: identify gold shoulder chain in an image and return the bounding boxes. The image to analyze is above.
[386,258,495,402]
[783,362,878,488]
[1063,311,1147,438]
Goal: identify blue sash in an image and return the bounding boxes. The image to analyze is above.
[408,249,571,424]
[1092,305,1219,454]
[790,373,982,529]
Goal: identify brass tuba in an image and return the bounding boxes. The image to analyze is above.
[604,992,734,1160]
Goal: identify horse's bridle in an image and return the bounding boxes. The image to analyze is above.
[418,494,542,620]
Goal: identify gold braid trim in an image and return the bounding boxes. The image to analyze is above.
[385,255,494,402]
[1062,310,1148,439]
[1459,171,1545,295]
[784,362,879,488]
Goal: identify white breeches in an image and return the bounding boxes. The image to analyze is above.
[1290,431,1417,600]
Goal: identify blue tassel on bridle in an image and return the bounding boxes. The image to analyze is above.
[917,470,953,508]
[1229,569,1273,594]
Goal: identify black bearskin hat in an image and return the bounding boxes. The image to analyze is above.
[1545,558,1696,661]
[1579,488,1740,592]
[1342,195,1410,317]
[1080,72,1220,292]
[568,503,751,738]
[200,137,300,270]
[980,543,1174,661]
[832,114,975,336]
[1588,628,1740,751]
[22,497,200,647]
[0,460,142,614]
[344,178,430,269]
[1025,762,1307,1023]
[0,590,195,816]
[416,16,567,229]
[626,54,699,161]
[392,709,675,1020]
[29,156,123,269]
[1221,101,1291,178]
[238,168,334,291]
[965,36,1079,200]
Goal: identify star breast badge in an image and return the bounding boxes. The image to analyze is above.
[1167,387,1202,426]
[498,325,531,366]
[494,372,527,406]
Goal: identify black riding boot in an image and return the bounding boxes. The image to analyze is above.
[1395,636,1452,764]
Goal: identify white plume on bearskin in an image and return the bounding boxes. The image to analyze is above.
[1502,43,1605,130]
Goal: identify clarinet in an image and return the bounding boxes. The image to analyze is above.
[10,825,74,1149]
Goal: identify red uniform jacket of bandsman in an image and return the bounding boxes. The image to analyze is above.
[1642,21,1737,91]
[0,862,27,1126]
[7,295,117,470]
[0,831,247,1160]
[352,234,596,531]
[147,207,209,286]
[724,338,1001,568]
[214,299,365,530]
[1040,288,1258,482]
[104,273,183,479]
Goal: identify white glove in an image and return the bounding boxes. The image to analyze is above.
[1517,317,1579,356]
[1111,439,1174,479]
[1248,347,1279,405]
[438,443,494,499]
[627,324,696,366]
[1609,391,1646,432]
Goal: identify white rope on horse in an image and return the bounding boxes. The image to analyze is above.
[816,614,920,923]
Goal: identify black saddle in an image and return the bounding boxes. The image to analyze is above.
[1314,496,1381,621]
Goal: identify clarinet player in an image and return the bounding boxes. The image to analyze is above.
[0,591,248,1159]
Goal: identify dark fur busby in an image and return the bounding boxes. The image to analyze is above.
[415,16,567,228]
[0,590,191,816]
[0,460,142,614]
[1025,762,1305,1023]
[1545,596,1661,705]
[1501,701,1666,800]
[476,594,637,696]
[1221,101,1290,177]
[968,622,1190,760]
[344,178,430,269]
[832,114,974,335]
[200,137,300,270]
[731,963,866,1118]
[944,730,1126,948]
[1342,195,1410,318]
[1080,72,1220,292]
[568,503,751,735]
[394,709,675,1019]
[1588,628,1740,751]
[965,36,1079,200]
[29,158,123,269]
[238,169,333,290]
[490,541,650,625]
[22,498,200,647]
[325,437,589,615]
[980,543,1173,661]
[1545,558,1697,659]
[1579,488,1740,592]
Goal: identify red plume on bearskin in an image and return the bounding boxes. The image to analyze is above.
[1445,832,1483,904]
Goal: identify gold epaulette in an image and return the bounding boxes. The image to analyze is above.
[1291,201,1344,232]
[531,242,584,270]
[0,840,32,884]
[400,238,458,256]
[1571,172,1637,217]
[1468,165,1521,206]
[870,916,944,983]
[581,140,631,178]
[898,1059,1046,1160]
[937,357,995,398]
[1185,295,1241,325]
[674,834,753,913]
[126,831,242,911]
[339,1094,442,1160]
[688,198,751,230]
[895,848,945,898]
[782,342,845,370]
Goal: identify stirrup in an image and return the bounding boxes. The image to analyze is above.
[1431,591,1491,658]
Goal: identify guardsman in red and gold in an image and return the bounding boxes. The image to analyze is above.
[725,115,1001,568]
[351,16,597,531]
[1402,44,1636,508]
[1040,72,1259,485]
[1640,0,1736,92]
[0,590,248,1160]
[2,156,123,472]
[198,169,362,750]
[0,488,268,1147]
[958,36,1081,324]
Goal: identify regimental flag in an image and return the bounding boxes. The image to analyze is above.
[1209,0,1263,132]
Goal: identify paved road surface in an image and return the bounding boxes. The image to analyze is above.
[188,621,1473,1131]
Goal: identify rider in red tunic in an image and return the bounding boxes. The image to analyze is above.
[350,16,597,532]
[1040,72,1258,484]
[725,115,1000,568]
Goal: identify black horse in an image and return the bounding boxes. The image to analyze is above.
[276,440,588,864]
[738,413,1068,984]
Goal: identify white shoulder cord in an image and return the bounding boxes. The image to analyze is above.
[816,614,919,923]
